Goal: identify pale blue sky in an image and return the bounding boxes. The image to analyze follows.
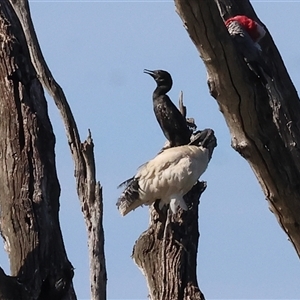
[3,1,300,299]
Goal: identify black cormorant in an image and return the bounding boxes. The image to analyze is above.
[144,69,191,147]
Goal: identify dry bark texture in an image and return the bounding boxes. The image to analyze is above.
[175,0,300,256]
[9,0,107,299]
[9,0,107,298]
[0,0,107,299]
[0,2,74,299]
[132,182,206,300]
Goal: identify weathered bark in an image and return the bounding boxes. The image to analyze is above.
[132,182,206,300]
[175,0,300,256]
[0,1,74,299]
[8,0,107,299]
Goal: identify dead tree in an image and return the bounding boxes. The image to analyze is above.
[132,181,207,300]
[0,2,75,299]
[174,0,300,256]
[0,1,106,299]
[132,0,300,299]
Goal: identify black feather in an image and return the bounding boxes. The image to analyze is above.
[144,69,191,146]
[190,129,217,159]
[116,177,141,215]
[117,176,134,189]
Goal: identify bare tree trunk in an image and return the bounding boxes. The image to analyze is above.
[132,182,206,300]
[175,0,300,256]
[8,0,107,299]
[0,0,107,299]
[0,1,75,299]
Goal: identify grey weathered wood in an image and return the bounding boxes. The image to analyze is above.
[3,0,107,299]
[0,1,75,298]
[175,0,300,257]
[132,182,206,300]
[8,1,107,299]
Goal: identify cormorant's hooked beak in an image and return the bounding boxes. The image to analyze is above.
[144,69,156,78]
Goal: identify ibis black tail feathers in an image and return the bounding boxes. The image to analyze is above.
[116,177,142,216]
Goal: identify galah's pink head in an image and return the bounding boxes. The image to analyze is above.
[225,15,266,42]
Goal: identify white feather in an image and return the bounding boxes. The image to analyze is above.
[133,145,209,213]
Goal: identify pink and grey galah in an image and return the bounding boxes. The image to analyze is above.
[225,15,271,83]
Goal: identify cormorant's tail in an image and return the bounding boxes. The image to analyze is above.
[116,177,143,216]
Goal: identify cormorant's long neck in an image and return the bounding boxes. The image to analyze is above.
[153,84,171,97]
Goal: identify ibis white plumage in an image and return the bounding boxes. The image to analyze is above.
[117,129,216,216]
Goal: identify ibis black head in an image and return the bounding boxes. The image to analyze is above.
[144,69,173,90]
[190,129,217,159]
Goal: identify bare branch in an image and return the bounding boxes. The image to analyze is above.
[178,91,197,131]
[178,91,187,117]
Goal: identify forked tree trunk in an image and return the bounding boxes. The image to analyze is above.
[0,2,75,299]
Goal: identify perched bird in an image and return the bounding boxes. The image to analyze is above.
[225,15,266,44]
[117,129,217,216]
[225,15,271,83]
[144,69,191,147]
